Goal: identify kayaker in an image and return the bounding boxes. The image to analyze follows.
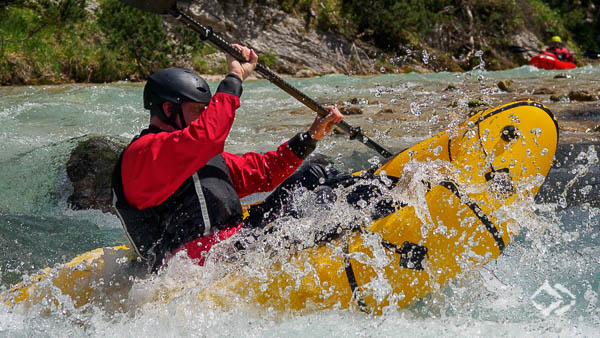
[545,36,574,62]
[111,44,344,271]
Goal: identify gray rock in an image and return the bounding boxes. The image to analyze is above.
[497,80,514,92]
[550,94,570,102]
[568,90,598,102]
[340,106,363,115]
[443,84,458,91]
[176,0,380,75]
[510,31,540,60]
[532,87,555,95]
[295,69,315,78]
[554,74,573,79]
[468,99,488,107]
[66,136,124,214]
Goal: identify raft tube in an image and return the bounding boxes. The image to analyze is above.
[2,100,559,314]
[529,52,576,70]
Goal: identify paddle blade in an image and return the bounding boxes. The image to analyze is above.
[581,52,600,59]
[120,0,176,13]
[508,45,528,53]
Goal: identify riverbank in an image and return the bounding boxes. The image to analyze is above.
[1,0,599,86]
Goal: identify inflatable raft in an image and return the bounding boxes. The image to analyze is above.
[2,100,558,314]
[530,52,576,70]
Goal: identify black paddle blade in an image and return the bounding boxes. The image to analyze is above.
[120,0,177,13]
[508,45,528,53]
[581,52,600,59]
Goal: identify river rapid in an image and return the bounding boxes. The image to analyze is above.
[0,64,599,337]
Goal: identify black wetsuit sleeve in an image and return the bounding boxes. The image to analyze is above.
[287,131,317,160]
[216,74,243,97]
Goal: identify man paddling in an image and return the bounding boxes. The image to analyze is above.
[545,36,574,62]
[111,44,344,271]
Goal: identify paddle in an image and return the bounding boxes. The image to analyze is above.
[508,45,599,59]
[120,0,393,158]
[508,46,542,54]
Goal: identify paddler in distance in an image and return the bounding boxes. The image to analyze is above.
[545,35,574,62]
[111,44,344,271]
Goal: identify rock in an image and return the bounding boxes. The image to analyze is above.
[295,69,315,78]
[554,74,572,79]
[467,99,488,108]
[443,84,457,91]
[532,87,555,95]
[66,136,125,214]
[400,66,423,74]
[497,80,514,92]
[182,1,381,76]
[550,94,570,102]
[515,96,536,102]
[340,106,363,115]
[510,31,539,61]
[337,98,368,106]
[568,90,598,102]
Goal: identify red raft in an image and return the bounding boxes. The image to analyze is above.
[529,51,576,70]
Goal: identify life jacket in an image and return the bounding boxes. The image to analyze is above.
[111,126,244,270]
[545,47,572,61]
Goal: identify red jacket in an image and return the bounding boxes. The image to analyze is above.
[121,84,306,265]
[545,46,574,62]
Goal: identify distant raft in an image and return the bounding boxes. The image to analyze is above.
[2,100,558,315]
[530,52,576,70]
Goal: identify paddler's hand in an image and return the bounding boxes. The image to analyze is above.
[227,44,258,81]
[308,106,344,141]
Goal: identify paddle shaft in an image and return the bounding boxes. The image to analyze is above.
[168,7,393,158]
[509,46,599,59]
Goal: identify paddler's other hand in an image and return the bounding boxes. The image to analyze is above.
[308,106,344,141]
[227,44,258,81]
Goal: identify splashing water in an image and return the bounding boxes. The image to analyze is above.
[422,50,430,65]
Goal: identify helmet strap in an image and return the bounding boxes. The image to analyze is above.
[176,106,187,129]
[179,106,187,129]
[155,102,185,130]
[167,106,180,129]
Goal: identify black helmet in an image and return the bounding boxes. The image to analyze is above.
[144,68,212,129]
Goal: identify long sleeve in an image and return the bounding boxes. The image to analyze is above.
[224,132,317,198]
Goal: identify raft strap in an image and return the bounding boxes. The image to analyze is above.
[380,241,428,270]
[343,245,368,312]
[440,181,506,251]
